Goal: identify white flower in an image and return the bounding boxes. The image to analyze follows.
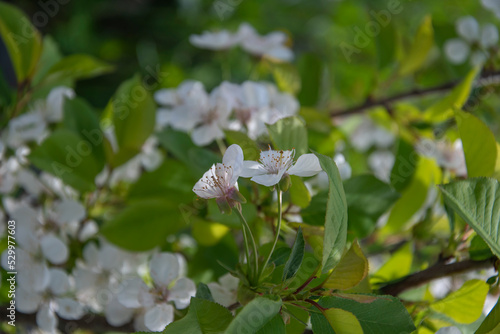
[368,150,395,182]
[334,153,352,180]
[193,144,245,212]
[416,139,467,177]
[482,0,500,20]
[36,86,75,123]
[189,30,240,50]
[350,117,394,152]
[238,23,294,62]
[7,111,47,147]
[117,252,196,332]
[207,273,239,307]
[444,16,498,66]
[241,148,322,187]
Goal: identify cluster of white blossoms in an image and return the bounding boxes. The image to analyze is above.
[444,16,499,66]
[190,22,294,62]
[0,86,238,333]
[154,80,299,146]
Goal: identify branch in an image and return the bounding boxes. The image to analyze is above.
[0,307,135,333]
[379,257,497,296]
[330,70,500,117]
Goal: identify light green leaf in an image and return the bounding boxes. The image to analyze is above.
[439,178,500,258]
[108,74,156,167]
[224,130,260,160]
[430,279,489,324]
[272,63,301,95]
[42,54,113,85]
[289,175,312,209]
[384,157,441,233]
[163,297,233,334]
[311,312,335,334]
[455,110,497,178]
[399,15,434,76]
[283,227,305,281]
[424,68,478,122]
[314,153,348,274]
[372,242,413,285]
[267,116,308,156]
[29,129,103,192]
[344,175,400,238]
[0,2,42,84]
[323,308,363,334]
[225,297,282,334]
[319,294,416,334]
[476,297,500,334]
[101,199,186,251]
[323,240,368,290]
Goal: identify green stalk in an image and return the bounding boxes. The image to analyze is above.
[259,188,282,280]
[235,208,259,283]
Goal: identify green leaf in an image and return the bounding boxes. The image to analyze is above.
[399,15,434,76]
[196,283,215,302]
[256,314,285,334]
[344,175,400,238]
[375,22,396,70]
[313,152,348,274]
[323,308,363,334]
[164,297,233,334]
[390,138,418,192]
[225,297,282,334]
[42,54,114,84]
[224,130,260,160]
[319,294,416,334]
[424,68,479,122]
[62,97,106,164]
[108,74,156,167]
[301,190,328,226]
[476,297,500,334]
[283,227,305,281]
[323,240,368,290]
[289,175,312,209]
[430,279,489,324]
[29,129,103,192]
[101,199,186,251]
[372,242,413,285]
[272,63,301,95]
[455,110,497,178]
[469,234,494,261]
[311,312,335,334]
[0,2,42,84]
[439,178,500,258]
[384,157,441,233]
[267,116,308,156]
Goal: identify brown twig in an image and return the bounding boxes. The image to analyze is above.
[0,308,135,333]
[330,70,500,117]
[379,257,497,296]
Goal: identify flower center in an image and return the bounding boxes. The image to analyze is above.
[260,149,294,174]
[195,163,233,197]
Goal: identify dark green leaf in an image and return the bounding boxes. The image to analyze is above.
[43,54,113,84]
[196,283,215,302]
[267,116,308,156]
[255,314,285,334]
[163,297,233,334]
[225,297,282,334]
[390,138,418,192]
[225,130,260,160]
[283,227,305,281]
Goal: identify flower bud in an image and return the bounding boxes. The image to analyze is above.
[279,174,291,192]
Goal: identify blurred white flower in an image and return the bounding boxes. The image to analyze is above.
[118,252,196,332]
[482,0,500,20]
[36,86,75,123]
[242,148,322,187]
[368,150,395,182]
[350,118,394,152]
[7,111,47,148]
[189,30,240,50]
[207,273,239,307]
[444,16,498,66]
[416,139,467,177]
[237,23,294,62]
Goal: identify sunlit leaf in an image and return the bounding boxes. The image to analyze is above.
[267,116,308,156]
[399,15,434,76]
[323,240,368,290]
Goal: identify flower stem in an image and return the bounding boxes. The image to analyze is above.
[235,208,259,283]
[259,188,282,280]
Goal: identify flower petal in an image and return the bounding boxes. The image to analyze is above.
[444,39,470,64]
[105,296,135,327]
[241,161,265,177]
[287,154,322,177]
[144,303,175,332]
[36,304,57,333]
[481,23,499,48]
[48,268,70,295]
[223,144,244,182]
[456,16,480,42]
[191,122,224,147]
[251,173,282,187]
[40,234,69,265]
[168,277,196,309]
[55,297,84,320]
[150,252,180,287]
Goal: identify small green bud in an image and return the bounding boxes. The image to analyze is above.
[279,174,291,192]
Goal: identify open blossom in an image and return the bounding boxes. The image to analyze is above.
[444,16,498,66]
[189,30,240,50]
[193,144,245,213]
[241,148,322,187]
